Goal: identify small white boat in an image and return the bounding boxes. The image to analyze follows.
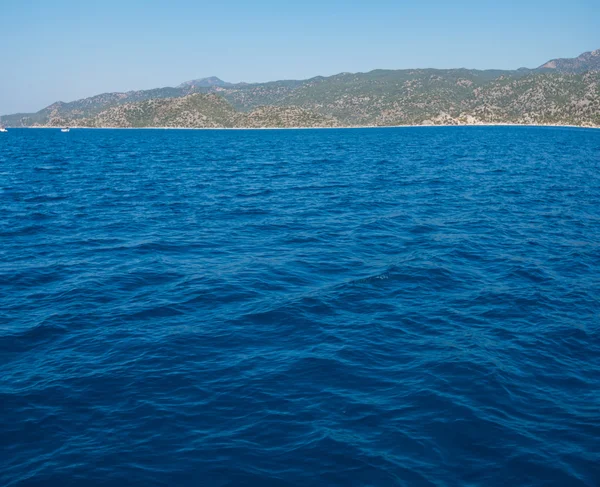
[0,127,7,133]
[61,127,70,133]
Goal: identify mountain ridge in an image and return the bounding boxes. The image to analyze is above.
[538,49,600,73]
[3,49,599,128]
[177,76,235,89]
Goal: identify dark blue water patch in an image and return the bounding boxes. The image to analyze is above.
[1,126,599,487]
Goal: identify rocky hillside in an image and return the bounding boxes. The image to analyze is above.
[38,93,340,129]
[73,94,240,128]
[463,72,600,126]
[3,49,599,129]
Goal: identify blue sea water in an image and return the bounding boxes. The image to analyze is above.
[1,126,599,486]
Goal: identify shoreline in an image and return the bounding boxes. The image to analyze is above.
[7,123,600,131]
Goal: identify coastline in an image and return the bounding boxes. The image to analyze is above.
[8,123,600,131]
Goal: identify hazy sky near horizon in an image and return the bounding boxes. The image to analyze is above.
[1,0,599,114]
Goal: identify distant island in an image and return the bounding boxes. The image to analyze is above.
[3,49,599,129]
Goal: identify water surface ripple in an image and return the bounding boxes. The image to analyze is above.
[1,127,599,486]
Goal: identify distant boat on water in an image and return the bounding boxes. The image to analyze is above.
[0,127,7,133]
[61,127,70,132]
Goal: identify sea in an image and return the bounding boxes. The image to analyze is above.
[1,126,599,486]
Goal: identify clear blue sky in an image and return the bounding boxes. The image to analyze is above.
[1,0,599,114]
